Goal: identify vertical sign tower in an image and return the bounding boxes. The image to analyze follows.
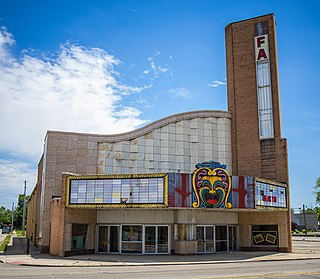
[225,14,291,252]
[225,14,288,183]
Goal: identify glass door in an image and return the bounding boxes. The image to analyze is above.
[145,225,169,254]
[121,225,143,253]
[228,226,237,251]
[197,226,215,253]
[145,226,156,253]
[98,226,108,252]
[97,225,120,253]
[157,226,169,253]
[215,226,228,252]
[196,226,205,253]
[205,226,214,253]
[110,226,119,252]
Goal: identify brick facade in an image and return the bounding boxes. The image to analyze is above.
[225,14,288,183]
[27,14,292,255]
[225,14,291,252]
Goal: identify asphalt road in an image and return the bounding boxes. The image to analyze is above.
[0,258,320,279]
[0,236,320,278]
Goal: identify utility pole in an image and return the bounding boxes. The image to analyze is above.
[22,180,27,236]
[11,202,14,233]
[303,204,307,234]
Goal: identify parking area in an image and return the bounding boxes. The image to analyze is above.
[292,236,320,254]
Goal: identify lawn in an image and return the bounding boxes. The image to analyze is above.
[0,234,12,252]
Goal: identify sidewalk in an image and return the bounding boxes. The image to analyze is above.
[1,236,320,267]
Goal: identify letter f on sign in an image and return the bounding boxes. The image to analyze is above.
[257,36,265,48]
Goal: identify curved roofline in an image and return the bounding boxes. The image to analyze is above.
[47,110,231,142]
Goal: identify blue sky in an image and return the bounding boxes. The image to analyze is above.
[0,0,319,210]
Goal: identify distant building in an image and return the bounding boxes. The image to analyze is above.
[292,213,319,231]
[27,14,291,256]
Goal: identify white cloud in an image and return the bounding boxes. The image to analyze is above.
[150,61,169,77]
[135,97,153,109]
[208,80,227,87]
[169,87,192,99]
[0,27,148,158]
[0,159,37,208]
[0,27,15,63]
[144,52,170,78]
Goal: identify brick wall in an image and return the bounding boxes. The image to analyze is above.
[225,14,288,184]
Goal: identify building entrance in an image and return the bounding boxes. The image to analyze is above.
[196,225,238,253]
[97,224,170,254]
[98,225,120,253]
[145,225,169,254]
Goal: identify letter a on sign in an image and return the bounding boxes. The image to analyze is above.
[255,35,269,62]
[257,49,268,60]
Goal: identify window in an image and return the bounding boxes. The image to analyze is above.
[256,61,274,139]
[255,181,287,208]
[68,175,166,205]
[72,224,87,250]
[252,225,278,246]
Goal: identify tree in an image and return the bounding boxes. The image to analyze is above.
[302,206,316,214]
[0,206,12,225]
[315,177,320,205]
[316,207,320,221]
[13,194,29,229]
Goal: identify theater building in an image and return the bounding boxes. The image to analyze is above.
[27,14,291,256]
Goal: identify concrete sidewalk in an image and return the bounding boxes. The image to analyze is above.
[1,236,320,267]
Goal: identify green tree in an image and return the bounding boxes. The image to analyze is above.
[13,194,29,229]
[315,177,320,205]
[0,206,12,225]
[303,206,316,213]
[315,207,320,221]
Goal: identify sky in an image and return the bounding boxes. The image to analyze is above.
[0,0,319,211]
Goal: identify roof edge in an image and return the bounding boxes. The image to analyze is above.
[46,110,231,142]
[225,13,275,29]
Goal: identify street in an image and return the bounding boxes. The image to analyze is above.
[0,236,320,278]
[0,258,320,279]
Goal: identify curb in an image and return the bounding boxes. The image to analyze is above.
[3,256,320,268]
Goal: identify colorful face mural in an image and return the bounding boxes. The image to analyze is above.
[192,161,232,208]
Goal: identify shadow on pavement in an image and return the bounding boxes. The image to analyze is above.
[3,236,320,266]
[5,237,37,256]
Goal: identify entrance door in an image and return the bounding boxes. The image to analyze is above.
[157,226,169,253]
[97,225,119,253]
[228,226,237,251]
[197,226,215,253]
[215,226,228,252]
[145,226,156,253]
[98,226,108,252]
[205,226,214,253]
[196,226,205,253]
[145,225,169,254]
[109,226,119,252]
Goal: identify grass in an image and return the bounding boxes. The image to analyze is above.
[15,230,23,236]
[0,234,12,252]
